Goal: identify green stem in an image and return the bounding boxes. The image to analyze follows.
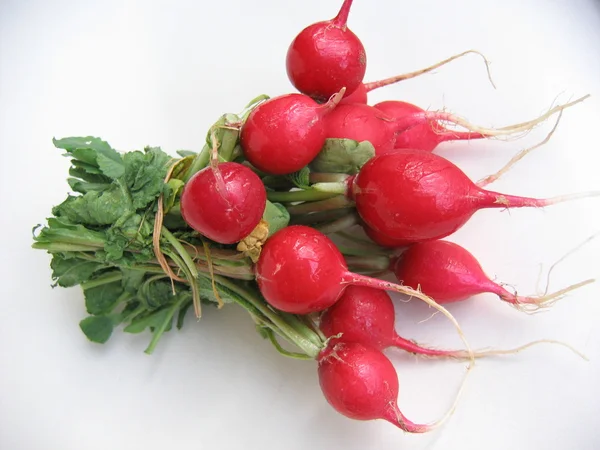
[311,182,348,195]
[267,189,340,203]
[213,276,323,358]
[290,208,354,225]
[279,312,323,348]
[300,314,327,342]
[217,128,239,162]
[309,173,349,183]
[335,230,385,250]
[80,271,123,290]
[124,304,146,322]
[161,227,198,278]
[128,265,168,274]
[183,144,210,182]
[164,250,202,317]
[286,196,354,215]
[264,329,313,360]
[314,212,359,235]
[31,243,102,252]
[144,295,188,355]
[344,255,391,272]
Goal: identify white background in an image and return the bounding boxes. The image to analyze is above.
[1,0,600,449]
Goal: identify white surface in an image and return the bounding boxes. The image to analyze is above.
[1,0,600,449]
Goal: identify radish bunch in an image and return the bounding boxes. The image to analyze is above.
[36,0,595,439]
[242,0,593,432]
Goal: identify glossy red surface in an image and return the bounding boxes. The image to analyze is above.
[392,240,501,303]
[320,285,396,350]
[375,100,486,152]
[317,341,399,421]
[255,225,348,314]
[286,0,366,101]
[353,149,488,242]
[240,93,329,175]
[180,162,266,244]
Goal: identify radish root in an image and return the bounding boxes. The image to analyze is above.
[477,109,563,187]
[364,49,496,91]
[507,278,595,313]
[414,94,589,141]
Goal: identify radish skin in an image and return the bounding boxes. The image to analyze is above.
[240,90,344,175]
[318,341,435,432]
[352,149,600,243]
[286,0,366,101]
[391,240,595,310]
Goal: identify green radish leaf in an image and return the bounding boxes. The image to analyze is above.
[84,281,123,315]
[124,308,172,334]
[286,166,311,189]
[123,146,171,209]
[262,201,290,237]
[79,315,114,343]
[137,278,178,310]
[52,187,132,226]
[50,254,104,287]
[121,269,146,293]
[163,179,185,213]
[54,136,125,179]
[310,138,375,174]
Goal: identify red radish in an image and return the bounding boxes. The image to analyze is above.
[392,240,594,309]
[339,49,495,105]
[318,341,437,432]
[286,0,366,101]
[240,90,344,175]
[180,162,266,244]
[319,285,588,363]
[325,97,583,155]
[320,285,468,357]
[375,100,485,152]
[254,225,471,356]
[352,149,598,244]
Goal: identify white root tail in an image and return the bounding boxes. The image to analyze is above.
[477,110,563,187]
[431,94,589,139]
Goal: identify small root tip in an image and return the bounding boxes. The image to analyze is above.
[510,278,595,312]
[468,339,589,361]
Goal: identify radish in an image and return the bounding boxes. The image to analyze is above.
[320,285,464,357]
[391,240,594,310]
[254,225,471,355]
[180,162,266,244]
[340,49,495,105]
[352,149,599,244]
[319,285,586,357]
[240,90,344,175]
[318,341,450,432]
[286,0,365,102]
[375,100,485,152]
[325,97,585,154]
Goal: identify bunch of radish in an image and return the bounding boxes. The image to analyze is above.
[173,0,596,432]
[36,0,595,437]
